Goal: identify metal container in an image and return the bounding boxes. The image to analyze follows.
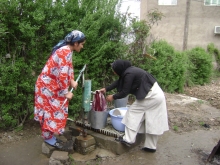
[88,110,109,129]
[114,96,128,108]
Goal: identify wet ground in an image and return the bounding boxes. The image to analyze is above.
[0,128,220,165]
[0,78,220,165]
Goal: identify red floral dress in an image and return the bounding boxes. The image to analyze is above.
[34,46,74,135]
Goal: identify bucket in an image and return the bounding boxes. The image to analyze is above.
[88,110,108,129]
[109,107,128,132]
[114,96,129,108]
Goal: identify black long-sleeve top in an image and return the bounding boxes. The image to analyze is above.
[106,66,156,100]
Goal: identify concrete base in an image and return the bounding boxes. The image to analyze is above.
[69,124,144,155]
[49,151,69,165]
[75,135,96,155]
[89,130,144,155]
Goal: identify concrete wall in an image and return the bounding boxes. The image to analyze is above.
[140,0,220,51]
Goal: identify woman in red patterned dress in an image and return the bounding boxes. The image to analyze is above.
[34,30,86,150]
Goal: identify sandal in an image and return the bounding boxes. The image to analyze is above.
[115,136,132,147]
[46,140,74,152]
[55,138,63,143]
[53,141,64,149]
[45,140,63,149]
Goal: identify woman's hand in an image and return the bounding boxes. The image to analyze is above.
[99,88,106,94]
[106,95,114,102]
[65,92,74,100]
[71,79,78,89]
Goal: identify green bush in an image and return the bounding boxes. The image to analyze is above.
[185,47,212,85]
[0,58,35,129]
[145,40,187,93]
[207,43,220,67]
[0,0,126,129]
[0,0,217,130]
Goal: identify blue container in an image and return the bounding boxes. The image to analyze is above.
[109,107,128,132]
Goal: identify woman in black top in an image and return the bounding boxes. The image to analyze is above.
[100,59,169,152]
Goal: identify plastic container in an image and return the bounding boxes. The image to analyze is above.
[109,107,128,132]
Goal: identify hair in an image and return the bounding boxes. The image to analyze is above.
[68,37,86,46]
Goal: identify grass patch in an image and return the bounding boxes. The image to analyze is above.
[173,125,179,131]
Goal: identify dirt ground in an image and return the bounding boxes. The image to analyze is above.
[0,77,220,165]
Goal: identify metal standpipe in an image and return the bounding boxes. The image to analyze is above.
[67,65,108,135]
[82,80,92,112]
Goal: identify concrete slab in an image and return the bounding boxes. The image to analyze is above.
[70,148,116,162]
[69,124,144,155]
[50,150,69,161]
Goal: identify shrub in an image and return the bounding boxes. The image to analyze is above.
[145,40,187,93]
[0,58,35,129]
[185,47,212,85]
[0,0,126,129]
[207,43,220,69]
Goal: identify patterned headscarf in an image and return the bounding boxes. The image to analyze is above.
[52,30,85,54]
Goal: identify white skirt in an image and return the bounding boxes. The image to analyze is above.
[121,82,169,135]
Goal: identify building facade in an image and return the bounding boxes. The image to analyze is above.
[140,0,220,51]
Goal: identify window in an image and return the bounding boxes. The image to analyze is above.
[158,0,177,5]
[204,0,220,6]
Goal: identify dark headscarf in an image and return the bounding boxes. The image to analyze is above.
[111,60,132,92]
[52,30,85,54]
[112,60,132,77]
